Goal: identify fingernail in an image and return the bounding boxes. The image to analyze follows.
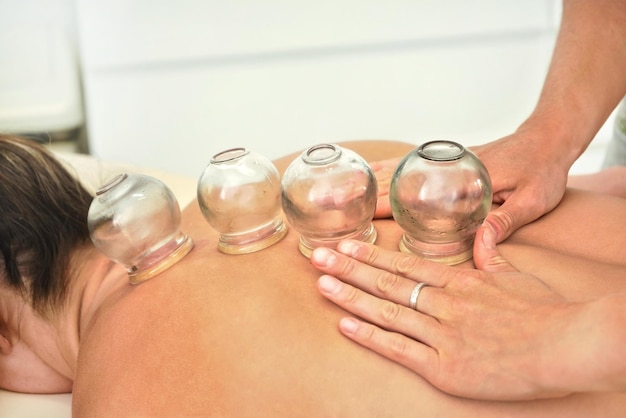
[318,275,341,294]
[337,240,359,257]
[311,247,336,268]
[339,317,358,334]
[482,222,497,250]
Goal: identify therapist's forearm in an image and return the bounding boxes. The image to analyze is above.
[521,0,626,170]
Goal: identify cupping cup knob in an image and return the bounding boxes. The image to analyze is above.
[390,140,492,265]
[87,173,194,284]
[197,147,287,254]
[281,143,378,257]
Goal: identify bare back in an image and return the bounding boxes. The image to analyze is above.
[73,141,626,417]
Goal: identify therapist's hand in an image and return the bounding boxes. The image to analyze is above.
[370,129,571,240]
[370,157,402,219]
[471,130,570,243]
[311,225,583,401]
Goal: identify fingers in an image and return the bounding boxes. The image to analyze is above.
[317,274,440,362]
[318,275,439,342]
[338,316,441,386]
[484,197,542,243]
[372,158,399,219]
[311,246,416,307]
[311,241,453,293]
[314,250,448,390]
[369,157,402,173]
[374,196,392,219]
[311,242,461,320]
[472,223,519,273]
[338,317,440,381]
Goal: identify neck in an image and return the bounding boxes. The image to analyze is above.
[53,246,128,379]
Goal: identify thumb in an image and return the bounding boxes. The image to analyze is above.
[483,207,517,244]
[473,223,518,273]
[484,196,539,243]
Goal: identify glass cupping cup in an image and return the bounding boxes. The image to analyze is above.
[281,143,378,257]
[390,140,492,265]
[88,173,193,284]
[197,147,287,254]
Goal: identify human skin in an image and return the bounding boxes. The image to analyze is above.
[312,145,626,401]
[61,141,626,417]
[370,155,626,219]
[3,140,625,416]
[312,190,626,401]
[567,165,626,198]
[471,0,626,243]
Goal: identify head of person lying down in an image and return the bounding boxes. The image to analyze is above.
[1,133,625,416]
[0,135,92,393]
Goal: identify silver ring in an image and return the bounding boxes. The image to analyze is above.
[408,283,427,311]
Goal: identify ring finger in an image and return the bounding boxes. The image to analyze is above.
[311,246,440,314]
[317,274,441,347]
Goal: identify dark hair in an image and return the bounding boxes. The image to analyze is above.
[0,135,93,316]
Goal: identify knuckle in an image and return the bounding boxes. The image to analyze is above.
[360,243,380,265]
[379,301,402,325]
[359,322,377,345]
[341,284,361,306]
[374,271,400,295]
[492,210,516,235]
[387,333,411,361]
[448,268,484,289]
[334,256,357,278]
[392,253,421,276]
[443,266,469,286]
[486,255,512,270]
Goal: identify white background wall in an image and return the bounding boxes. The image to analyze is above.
[0,0,613,176]
[75,0,564,178]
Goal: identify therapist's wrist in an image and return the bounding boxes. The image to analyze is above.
[537,297,626,395]
[576,296,626,393]
[514,114,585,174]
